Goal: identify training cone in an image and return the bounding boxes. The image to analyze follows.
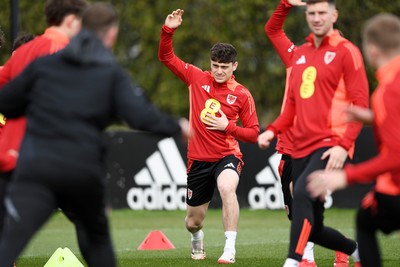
[43,247,84,267]
[137,230,175,250]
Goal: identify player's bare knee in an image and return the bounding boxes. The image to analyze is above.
[218,183,236,197]
[185,217,202,232]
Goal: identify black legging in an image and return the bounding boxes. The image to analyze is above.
[356,192,400,267]
[287,147,357,261]
[0,171,12,240]
[0,180,115,267]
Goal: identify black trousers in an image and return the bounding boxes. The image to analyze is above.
[357,191,400,267]
[0,171,12,239]
[288,147,357,261]
[0,159,116,267]
[278,154,293,220]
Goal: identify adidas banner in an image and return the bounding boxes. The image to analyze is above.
[105,127,376,210]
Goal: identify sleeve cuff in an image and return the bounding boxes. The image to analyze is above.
[344,165,356,185]
[266,124,278,136]
[162,24,175,34]
[338,139,352,151]
[225,121,236,134]
[282,0,292,8]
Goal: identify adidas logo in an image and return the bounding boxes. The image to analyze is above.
[248,152,284,209]
[127,137,187,210]
[201,85,210,93]
[296,55,306,65]
[224,162,235,168]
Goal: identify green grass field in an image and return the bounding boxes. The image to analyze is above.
[16,208,399,267]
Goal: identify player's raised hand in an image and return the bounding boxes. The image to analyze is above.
[165,9,184,29]
[287,0,306,7]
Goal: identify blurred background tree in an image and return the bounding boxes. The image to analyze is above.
[0,0,399,126]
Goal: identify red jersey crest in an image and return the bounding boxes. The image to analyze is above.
[324,51,336,65]
[226,94,237,105]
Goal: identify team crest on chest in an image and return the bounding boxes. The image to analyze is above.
[226,94,237,105]
[324,51,336,65]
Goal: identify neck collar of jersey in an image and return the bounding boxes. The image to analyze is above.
[376,55,400,84]
[306,29,341,48]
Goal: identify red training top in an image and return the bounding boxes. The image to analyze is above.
[266,3,369,159]
[0,28,69,172]
[345,56,400,196]
[264,0,297,156]
[159,25,259,168]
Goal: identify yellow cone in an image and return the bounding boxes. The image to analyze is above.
[43,247,84,267]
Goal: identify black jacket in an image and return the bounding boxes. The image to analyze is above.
[0,29,181,178]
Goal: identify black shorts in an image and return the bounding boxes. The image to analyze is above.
[186,155,242,207]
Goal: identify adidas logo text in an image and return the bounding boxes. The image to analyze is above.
[127,138,187,210]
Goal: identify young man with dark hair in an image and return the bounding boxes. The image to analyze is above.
[308,13,400,267]
[0,2,188,266]
[159,9,260,264]
[258,0,369,266]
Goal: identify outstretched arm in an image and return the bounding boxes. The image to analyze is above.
[265,0,304,67]
[159,8,196,86]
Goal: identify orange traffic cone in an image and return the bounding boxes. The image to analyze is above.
[137,230,175,250]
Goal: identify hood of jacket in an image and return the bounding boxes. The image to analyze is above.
[60,29,115,65]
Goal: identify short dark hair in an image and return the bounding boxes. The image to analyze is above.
[12,32,35,51]
[210,43,237,63]
[0,27,5,48]
[363,13,400,52]
[82,2,118,35]
[45,0,88,26]
[302,0,335,5]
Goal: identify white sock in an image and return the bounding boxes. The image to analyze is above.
[302,241,315,261]
[191,229,203,241]
[224,231,237,254]
[351,243,360,262]
[283,258,299,267]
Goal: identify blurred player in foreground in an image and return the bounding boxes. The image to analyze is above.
[0,2,188,266]
[308,13,400,267]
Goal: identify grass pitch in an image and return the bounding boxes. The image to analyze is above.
[16,208,400,266]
